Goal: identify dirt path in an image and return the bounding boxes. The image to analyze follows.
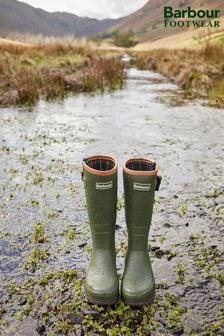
[0,66,223,335]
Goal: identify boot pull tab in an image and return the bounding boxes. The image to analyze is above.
[156,175,162,191]
[81,157,88,182]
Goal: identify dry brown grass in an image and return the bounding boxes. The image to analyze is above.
[0,39,125,107]
[132,43,224,107]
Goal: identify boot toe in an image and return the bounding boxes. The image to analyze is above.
[85,270,119,304]
[122,280,155,306]
[85,281,119,304]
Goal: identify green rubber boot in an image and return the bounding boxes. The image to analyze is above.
[82,155,119,305]
[121,157,161,306]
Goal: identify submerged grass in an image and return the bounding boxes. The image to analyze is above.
[3,269,188,335]
[132,43,224,108]
[0,40,125,107]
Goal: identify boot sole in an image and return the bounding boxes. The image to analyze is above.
[86,292,119,306]
[122,292,155,307]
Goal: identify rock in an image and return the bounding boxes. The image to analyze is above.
[155,249,165,258]
[154,312,166,326]
[68,314,84,325]
[18,297,27,305]
[151,246,160,252]
[36,325,46,334]
[83,309,100,316]
[218,328,224,335]
[79,242,87,248]
[3,318,37,336]
[184,318,203,332]
[164,223,171,228]
[172,326,184,335]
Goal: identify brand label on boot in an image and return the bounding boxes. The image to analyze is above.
[133,182,151,191]
[96,181,113,190]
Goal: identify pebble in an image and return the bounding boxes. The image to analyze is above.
[78,242,87,248]
[68,313,84,324]
[151,245,160,252]
[218,328,224,335]
[155,249,165,258]
[154,312,166,326]
[36,325,46,334]
[83,309,100,316]
[172,326,184,335]
[184,318,203,332]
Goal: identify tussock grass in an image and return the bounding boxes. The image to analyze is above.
[133,43,224,108]
[0,39,125,107]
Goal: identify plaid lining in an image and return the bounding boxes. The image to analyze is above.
[126,160,156,172]
[85,158,115,171]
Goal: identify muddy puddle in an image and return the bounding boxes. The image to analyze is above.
[0,65,223,335]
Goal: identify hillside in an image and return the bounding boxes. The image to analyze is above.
[114,0,224,43]
[0,0,117,37]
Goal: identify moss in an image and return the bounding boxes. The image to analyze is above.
[4,268,190,335]
[117,196,124,211]
[47,210,59,219]
[32,170,44,185]
[0,229,10,239]
[158,235,166,244]
[175,262,186,284]
[24,247,49,271]
[29,198,40,207]
[116,240,127,257]
[31,222,47,244]
[195,246,222,272]
[7,280,21,296]
[60,225,76,240]
[177,202,188,216]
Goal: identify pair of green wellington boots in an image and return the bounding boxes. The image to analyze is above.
[82,155,161,306]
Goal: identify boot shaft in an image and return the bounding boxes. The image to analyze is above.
[82,155,118,250]
[123,157,158,250]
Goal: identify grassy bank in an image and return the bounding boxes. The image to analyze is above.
[132,43,224,108]
[0,40,125,107]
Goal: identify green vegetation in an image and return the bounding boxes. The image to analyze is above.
[24,247,49,272]
[4,268,189,335]
[175,262,186,283]
[113,31,138,48]
[0,41,125,107]
[133,43,224,108]
[117,196,124,211]
[31,222,47,244]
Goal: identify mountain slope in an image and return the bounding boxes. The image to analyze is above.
[114,0,224,42]
[0,0,117,37]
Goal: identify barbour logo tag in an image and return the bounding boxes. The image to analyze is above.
[133,182,151,191]
[96,181,113,190]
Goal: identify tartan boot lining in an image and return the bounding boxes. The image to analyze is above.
[126,160,155,172]
[85,158,115,171]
